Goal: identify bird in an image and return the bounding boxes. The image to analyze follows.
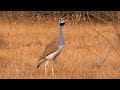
[37,15,67,76]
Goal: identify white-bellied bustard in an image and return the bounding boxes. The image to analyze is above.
[37,15,67,77]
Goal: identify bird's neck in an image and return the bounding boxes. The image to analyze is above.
[58,24,64,45]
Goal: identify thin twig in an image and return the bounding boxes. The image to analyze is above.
[87,12,107,23]
[84,20,120,58]
[99,44,111,67]
[85,47,103,60]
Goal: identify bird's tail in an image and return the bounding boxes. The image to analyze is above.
[37,59,46,68]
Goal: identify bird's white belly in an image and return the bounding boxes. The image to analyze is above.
[46,45,64,60]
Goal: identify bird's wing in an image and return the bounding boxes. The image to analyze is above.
[39,37,60,60]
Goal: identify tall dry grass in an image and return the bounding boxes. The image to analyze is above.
[0,18,120,79]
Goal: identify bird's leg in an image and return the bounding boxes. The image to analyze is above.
[52,65,54,77]
[45,60,49,74]
[52,60,55,77]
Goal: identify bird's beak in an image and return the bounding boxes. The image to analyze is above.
[62,16,69,23]
[63,18,69,22]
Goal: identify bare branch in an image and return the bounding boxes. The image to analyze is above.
[84,21,120,58]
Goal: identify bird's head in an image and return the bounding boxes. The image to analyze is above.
[58,14,68,26]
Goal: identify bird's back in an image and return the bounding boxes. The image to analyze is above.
[38,37,61,60]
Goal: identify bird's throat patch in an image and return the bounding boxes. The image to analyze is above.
[60,23,65,26]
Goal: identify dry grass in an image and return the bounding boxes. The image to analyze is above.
[0,19,120,79]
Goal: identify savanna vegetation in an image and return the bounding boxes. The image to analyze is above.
[0,11,120,79]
